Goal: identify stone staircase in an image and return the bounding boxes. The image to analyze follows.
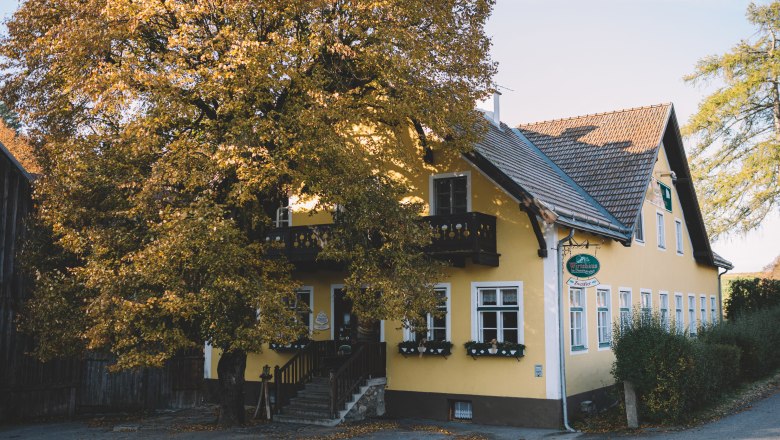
[274,377,383,426]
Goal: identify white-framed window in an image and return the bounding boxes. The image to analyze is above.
[700,295,707,327]
[597,287,611,348]
[688,294,697,335]
[659,292,669,331]
[285,287,313,334]
[405,284,451,342]
[675,219,684,255]
[275,205,291,228]
[618,288,632,330]
[634,210,645,243]
[472,282,523,344]
[569,287,586,351]
[710,296,717,324]
[656,211,666,250]
[640,289,652,317]
[430,172,471,216]
[675,293,684,333]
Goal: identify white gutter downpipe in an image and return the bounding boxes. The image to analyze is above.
[493,91,501,126]
[718,268,730,321]
[557,228,576,432]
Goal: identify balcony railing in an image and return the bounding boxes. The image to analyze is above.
[264,211,499,267]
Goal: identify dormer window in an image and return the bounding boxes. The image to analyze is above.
[432,173,469,215]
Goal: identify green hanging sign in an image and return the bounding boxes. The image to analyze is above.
[659,181,673,212]
[566,254,600,278]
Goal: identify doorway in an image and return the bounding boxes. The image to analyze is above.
[332,288,380,345]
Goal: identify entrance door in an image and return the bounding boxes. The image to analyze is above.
[333,288,380,345]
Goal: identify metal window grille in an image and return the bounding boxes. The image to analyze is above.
[451,401,473,421]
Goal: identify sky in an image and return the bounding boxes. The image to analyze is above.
[0,0,777,272]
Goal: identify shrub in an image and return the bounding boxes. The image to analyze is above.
[612,312,698,421]
[725,278,780,319]
[699,305,780,378]
[612,311,743,423]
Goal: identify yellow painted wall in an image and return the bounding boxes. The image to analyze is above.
[561,144,720,396]
[208,133,722,404]
[210,140,553,400]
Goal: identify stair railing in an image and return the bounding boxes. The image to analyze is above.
[274,340,334,413]
[328,342,386,419]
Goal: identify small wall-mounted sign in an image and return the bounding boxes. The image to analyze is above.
[313,311,329,331]
[567,277,600,288]
[534,364,543,378]
[566,254,600,278]
[659,181,673,212]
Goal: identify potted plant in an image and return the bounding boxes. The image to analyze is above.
[398,339,453,357]
[269,337,311,352]
[464,340,525,359]
[397,340,420,355]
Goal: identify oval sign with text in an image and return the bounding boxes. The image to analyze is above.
[566,254,600,278]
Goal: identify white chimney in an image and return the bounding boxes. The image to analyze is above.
[493,91,502,126]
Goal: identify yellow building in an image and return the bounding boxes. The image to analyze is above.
[205,102,732,428]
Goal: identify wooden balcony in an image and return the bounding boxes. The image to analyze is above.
[265,211,499,268]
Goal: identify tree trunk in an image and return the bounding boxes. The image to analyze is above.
[217,350,247,427]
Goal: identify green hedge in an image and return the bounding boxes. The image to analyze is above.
[725,278,780,319]
[611,311,742,422]
[699,305,780,379]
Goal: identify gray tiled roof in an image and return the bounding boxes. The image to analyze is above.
[470,116,629,238]
[518,104,672,231]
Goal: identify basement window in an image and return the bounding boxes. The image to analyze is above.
[450,400,473,421]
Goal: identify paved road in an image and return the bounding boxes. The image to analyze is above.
[1,388,778,439]
[585,387,780,440]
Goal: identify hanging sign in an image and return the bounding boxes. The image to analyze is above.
[659,181,673,212]
[566,254,600,278]
[567,277,600,288]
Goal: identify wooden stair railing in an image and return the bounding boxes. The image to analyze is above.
[274,340,334,413]
[328,342,386,419]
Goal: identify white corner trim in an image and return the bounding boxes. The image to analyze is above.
[428,171,472,215]
[330,284,344,340]
[203,342,213,379]
[543,225,561,399]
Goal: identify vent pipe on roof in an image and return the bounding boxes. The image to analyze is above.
[493,91,501,126]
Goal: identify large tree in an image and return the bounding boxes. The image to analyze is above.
[684,1,780,239]
[0,0,495,425]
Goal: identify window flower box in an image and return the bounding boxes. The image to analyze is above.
[398,340,453,358]
[269,338,311,352]
[464,341,525,360]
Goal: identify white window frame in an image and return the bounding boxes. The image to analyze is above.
[569,287,587,353]
[656,210,666,250]
[700,295,707,327]
[404,283,451,342]
[634,209,645,244]
[674,219,684,255]
[688,294,697,335]
[596,286,612,350]
[659,291,670,331]
[674,293,684,333]
[287,286,313,335]
[275,205,292,228]
[618,288,632,331]
[640,289,652,317]
[470,281,523,345]
[429,171,472,216]
[710,295,717,324]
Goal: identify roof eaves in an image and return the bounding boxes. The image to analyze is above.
[0,140,34,182]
